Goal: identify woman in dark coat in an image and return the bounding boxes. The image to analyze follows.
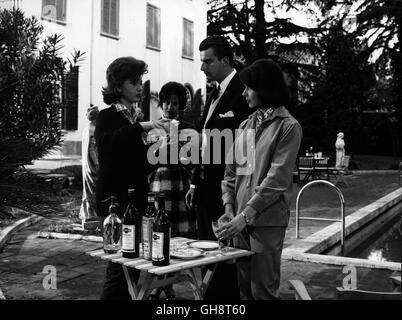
[95,56,169,300]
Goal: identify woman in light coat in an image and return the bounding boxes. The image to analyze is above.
[218,59,302,300]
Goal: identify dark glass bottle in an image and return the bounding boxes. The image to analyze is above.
[103,196,122,254]
[152,193,171,266]
[142,192,157,260]
[122,189,140,258]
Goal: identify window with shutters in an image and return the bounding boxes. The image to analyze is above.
[182,18,194,59]
[41,0,67,24]
[101,0,119,38]
[146,4,161,50]
[61,66,79,131]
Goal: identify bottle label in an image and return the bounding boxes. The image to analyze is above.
[152,231,164,261]
[122,225,135,251]
[142,218,151,259]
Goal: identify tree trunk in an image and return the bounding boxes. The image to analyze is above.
[240,1,254,64]
[254,0,267,60]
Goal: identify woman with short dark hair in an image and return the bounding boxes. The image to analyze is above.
[148,81,198,300]
[95,56,169,300]
[151,81,197,237]
[219,59,302,300]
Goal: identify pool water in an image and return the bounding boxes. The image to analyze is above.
[347,216,402,263]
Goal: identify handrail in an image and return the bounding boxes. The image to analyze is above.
[295,180,346,255]
[399,161,402,187]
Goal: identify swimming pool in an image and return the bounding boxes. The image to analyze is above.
[346,215,401,263]
[283,188,401,271]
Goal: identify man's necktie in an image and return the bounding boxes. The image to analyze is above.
[210,85,221,103]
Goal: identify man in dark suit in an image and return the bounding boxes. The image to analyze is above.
[185,36,250,300]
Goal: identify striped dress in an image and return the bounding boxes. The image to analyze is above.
[149,118,197,239]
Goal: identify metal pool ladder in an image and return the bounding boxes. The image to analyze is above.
[399,161,402,186]
[295,180,346,255]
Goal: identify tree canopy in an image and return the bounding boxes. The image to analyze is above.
[207,0,401,156]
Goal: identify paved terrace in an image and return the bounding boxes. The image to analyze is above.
[0,171,400,300]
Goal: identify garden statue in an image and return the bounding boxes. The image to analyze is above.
[79,105,99,229]
[335,132,345,169]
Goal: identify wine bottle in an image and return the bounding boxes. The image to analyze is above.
[103,196,122,254]
[122,189,140,258]
[142,192,157,260]
[152,193,171,266]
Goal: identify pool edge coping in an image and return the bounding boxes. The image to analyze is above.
[283,187,402,271]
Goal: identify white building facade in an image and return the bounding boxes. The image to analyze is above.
[1,0,207,156]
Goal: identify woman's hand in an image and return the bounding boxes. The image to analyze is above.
[153,118,171,132]
[140,118,170,132]
[139,121,154,131]
[217,214,247,241]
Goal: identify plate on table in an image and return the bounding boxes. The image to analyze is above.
[188,240,219,251]
[170,247,204,260]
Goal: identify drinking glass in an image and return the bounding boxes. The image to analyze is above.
[212,219,230,253]
[212,220,228,250]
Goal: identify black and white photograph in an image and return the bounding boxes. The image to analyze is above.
[0,0,401,310]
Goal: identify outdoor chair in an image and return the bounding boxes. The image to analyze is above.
[297,156,315,184]
[329,155,350,187]
[314,157,330,180]
[288,279,401,300]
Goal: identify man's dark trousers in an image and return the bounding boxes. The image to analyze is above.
[195,179,240,301]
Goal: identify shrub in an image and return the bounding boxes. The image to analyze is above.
[0,8,83,179]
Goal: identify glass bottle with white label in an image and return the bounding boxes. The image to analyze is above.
[122,189,140,258]
[142,192,157,260]
[152,193,170,266]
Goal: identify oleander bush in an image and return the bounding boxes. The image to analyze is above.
[0,8,83,180]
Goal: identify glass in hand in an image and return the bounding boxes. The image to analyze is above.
[211,220,225,250]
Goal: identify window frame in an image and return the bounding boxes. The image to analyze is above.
[146,3,161,51]
[182,18,194,60]
[101,0,120,39]
[61,66,79,131]
[41,0,67,25]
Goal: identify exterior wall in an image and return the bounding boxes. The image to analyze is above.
[1,0,207,156]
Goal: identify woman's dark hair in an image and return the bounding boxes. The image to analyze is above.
[102,56,148,105]
[159,82,188,110]
[239,59,290,108]
[199,36,234,66]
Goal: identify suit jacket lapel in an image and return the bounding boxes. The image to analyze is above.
[201,88,216,128]
[206,74,240,126]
